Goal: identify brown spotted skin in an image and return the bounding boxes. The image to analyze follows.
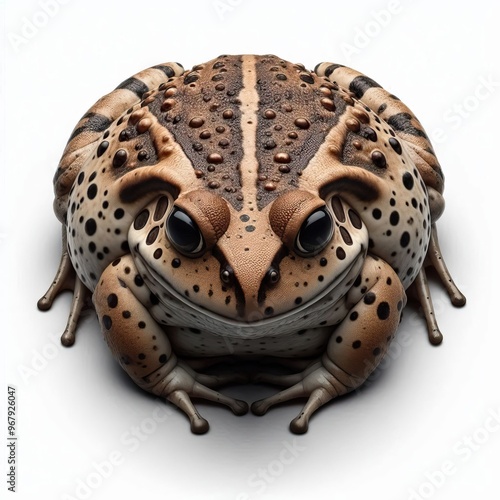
[40,55,465,433]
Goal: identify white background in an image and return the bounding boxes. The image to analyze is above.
[2,1,498,499]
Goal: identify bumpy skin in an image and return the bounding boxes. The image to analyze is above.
[39,55,465,433]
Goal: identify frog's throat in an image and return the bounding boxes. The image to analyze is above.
[133,248,365,337]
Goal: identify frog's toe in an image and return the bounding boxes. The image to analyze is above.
[167,390,210,434]
[38,228,90,346]
[251,369,340,432]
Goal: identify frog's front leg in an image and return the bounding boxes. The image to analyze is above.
[251,256,406,434]
[94,255,248,434]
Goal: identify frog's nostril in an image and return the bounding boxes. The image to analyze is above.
[220,264,235,286]
[265,266,280,286]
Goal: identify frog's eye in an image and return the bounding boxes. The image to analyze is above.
[295,207,333,256]
[166,207,205,256]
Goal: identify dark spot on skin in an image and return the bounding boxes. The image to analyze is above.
[373,347,381,356]
[159,354,167,363]
[377,302,391,320]
[153,196,169,221]
[400,232,410,248]
[146,226,159,245]
[138,322,146,329]
[245,225,255,232]
[364,292,376,305]
[87,184,98,200]
[339,226,353,245]
[350,311,358,321]
[331,196,346,222]
[402,172,414,190]
[107,294,118,308]
[371,151,387,168]
[320,258,328,267]
[134,209,149,230]
[113,149,128,168]
[348,209,362,229]
[154,248,163,259]
[102,315,112,330]
[372,208,382,220]
[352,340,361,349]
[389,137,402,154]
[134,275,144,287]
[336,247,346,260]
[114,208,125,220]
[85,219,97,236]
[122,311,131,318]
[172,258,181,268]
[96,141,109,158]
[390,211,400,226]
[336,336,342,343]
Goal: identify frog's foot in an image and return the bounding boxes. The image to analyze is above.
[251,359,360,434]
[252,256,406,433]
[37,227,91,346]
[94,255,248,434]
[410,224,466,345]
[141,361,249,434]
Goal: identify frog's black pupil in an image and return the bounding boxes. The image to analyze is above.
[296,208,333,255]
[167,208,203,254]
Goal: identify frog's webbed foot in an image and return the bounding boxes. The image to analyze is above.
[409,224,466,345]
[38,227,91,346]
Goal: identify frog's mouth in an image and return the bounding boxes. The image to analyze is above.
[133,248,365,339]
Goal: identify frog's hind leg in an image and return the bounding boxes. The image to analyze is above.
[316,62,466,343]
[94,255,248,434]
[252,257,406,433]
[410,224,466,345]
[37,227,91,346]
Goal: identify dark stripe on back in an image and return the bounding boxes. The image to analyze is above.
[115,77,149,98]
[254,55,347,208]
[119,176,178,203]
[387,112,428,138]
[316,63,344,78]
[153,65,178,78]
[348,75,381,99]
[68,113,112,142]
[152,55,245,209]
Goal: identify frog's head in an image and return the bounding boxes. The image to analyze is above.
[128,187,367,324]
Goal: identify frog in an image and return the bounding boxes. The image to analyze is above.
[38,54,465,434]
